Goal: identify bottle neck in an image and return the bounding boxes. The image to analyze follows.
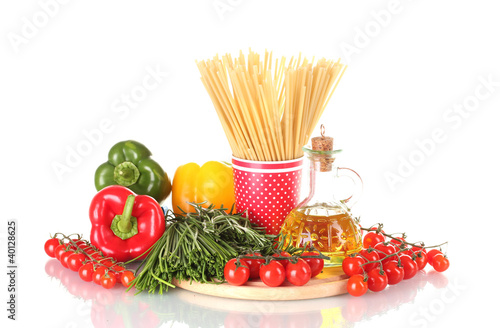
[306,158,338,205]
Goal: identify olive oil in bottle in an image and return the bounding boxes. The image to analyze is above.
[280,128,363,267]
[281,207,362,266]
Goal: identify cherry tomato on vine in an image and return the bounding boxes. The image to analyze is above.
[111,264,125,281]
[432,254,450,272]
[87,251,103,262]
[347,274,368,297]
[374,242,397,264]
[243,253,265,280]
[99,260,115,268]
[224,259,250,286]
[79,243,92,250]
[426,249,442,266]
[403,245,427,257]
[259,260,286,287]
[78,263,95,282]
[100,272,117,289]
[44,238,61,258]
[383,260,404,285]
[399,247,411,256]
[411,245,427,255]
[363,232,385,249]
[367,268,388,292]
[72,239,86,249]
[92,267,107,285]
[121,270,135,287]
[359,249,380,272]
[390,237,405,246]
[60,250,74,268]
[54,244,67,261]
[67,253,86,272]
[400,254,418,280]
[272,251,291,269]
[300,252,324,277]
[342,256,365,277]
[286,258,311,286]
[414,252,428,270]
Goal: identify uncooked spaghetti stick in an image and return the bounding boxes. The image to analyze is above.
[208,58,258,160]
[241,69,272,161]
[202,61,250,152]
[294,85,306,158]
[198,76,244,158]
[230,69,266,160]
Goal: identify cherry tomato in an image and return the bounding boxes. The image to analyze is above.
[374,242,397,264]
[367,268,388,292]
[111,264,125,281]
[426,249,442,266]
[342,256,365,276]
[403,245,427,257]
[72,239,86,249]
[243,253,265,280]
[67,253,86,272]
[92,267,107,285]
[78,263,95,282]
[359,249,380,272]
[54,244,67,261]
[414,252,428,270]
[272,251,291,269]
[100,272,117,289]
[346,274,368,297]
[121,270,135,287]
[259,260,285,287]
[79,242,92,250]
[400,254,418,280]
[432,254,450,272]
[411,245,427,255]
[383,261,404,285]
[300,252,324,277]
[44,238,61,258]
[363,232,385,249]
[99,260,115,267]
[286,258,311,286]
[390,237,405,246]
[60,250,74,268]
[87,251,103,262]
[224,259,250,286]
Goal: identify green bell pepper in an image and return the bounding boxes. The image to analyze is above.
[94,140,171,204]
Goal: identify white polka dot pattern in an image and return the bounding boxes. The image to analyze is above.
[232,158,303,235]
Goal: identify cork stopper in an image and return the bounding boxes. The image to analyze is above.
[311,125,335,172]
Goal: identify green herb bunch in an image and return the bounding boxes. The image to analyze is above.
[130,203,275,294]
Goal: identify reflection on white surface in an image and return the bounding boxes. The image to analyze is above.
[45,259,451,328]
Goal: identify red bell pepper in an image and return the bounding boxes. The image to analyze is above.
[89,185,165,262]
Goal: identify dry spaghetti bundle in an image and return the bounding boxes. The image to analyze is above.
[196,50,346,161]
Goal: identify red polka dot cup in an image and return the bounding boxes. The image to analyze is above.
[232,156,303,235]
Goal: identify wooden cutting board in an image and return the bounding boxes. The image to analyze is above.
[172,266,348,301]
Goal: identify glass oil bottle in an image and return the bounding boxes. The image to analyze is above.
[280,130,363,266]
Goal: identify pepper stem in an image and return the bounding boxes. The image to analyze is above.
[110,195,139,240]
[114,161,140,187]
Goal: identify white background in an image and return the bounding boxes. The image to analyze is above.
[1,0,499,327]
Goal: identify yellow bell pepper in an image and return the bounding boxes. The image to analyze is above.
[171,161,235,215]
